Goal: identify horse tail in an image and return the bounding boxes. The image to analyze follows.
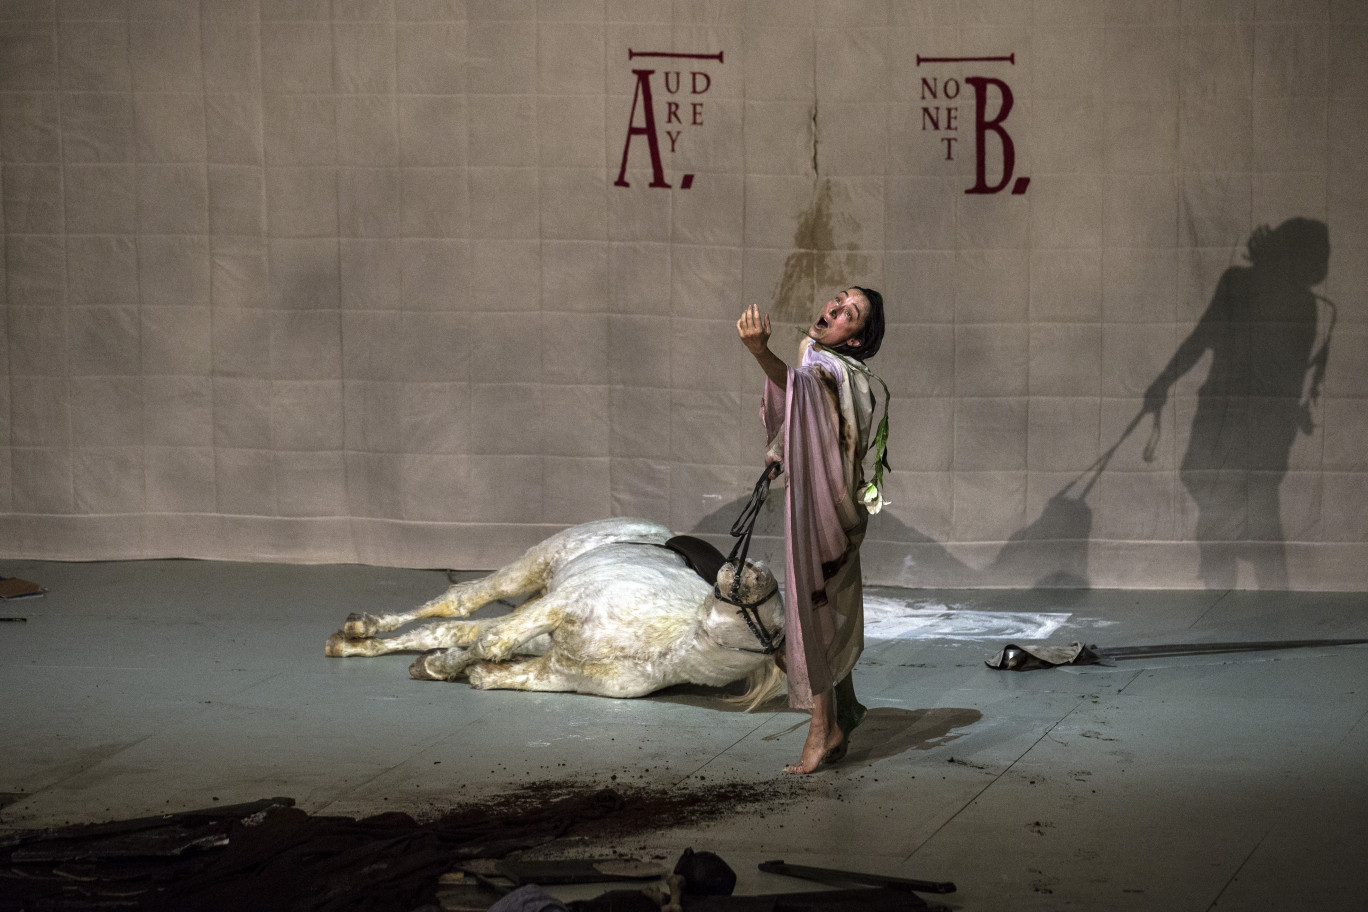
[725,659,786,712]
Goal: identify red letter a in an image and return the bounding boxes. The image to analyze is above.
[615,69,671,188]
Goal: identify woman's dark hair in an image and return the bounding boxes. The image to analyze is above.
[830,286,885,360]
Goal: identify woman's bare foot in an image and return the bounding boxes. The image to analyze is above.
[782,689,842,776]
[822,736,850,765]
[784,690,844,774]
[784,719,845,774]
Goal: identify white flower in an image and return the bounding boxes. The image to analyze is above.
[858,481,887,515]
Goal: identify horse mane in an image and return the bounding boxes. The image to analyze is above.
[724,659,786,712]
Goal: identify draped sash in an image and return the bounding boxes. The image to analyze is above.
[761,338,874,708]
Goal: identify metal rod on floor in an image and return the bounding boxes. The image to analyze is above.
[1095,638,1368,660]
[759,860,956,894]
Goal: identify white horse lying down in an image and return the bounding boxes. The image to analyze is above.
[326,518,786,705]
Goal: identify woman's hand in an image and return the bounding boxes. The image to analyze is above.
[737,304,772,356]
[738,304,789,391]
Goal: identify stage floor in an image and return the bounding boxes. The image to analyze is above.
[2,558,1366,911]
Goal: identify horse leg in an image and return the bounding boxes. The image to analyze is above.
[466,654,575,692]
[326,617,489,658]
[342,558,548,639]
[467,655,646,697]
[408,598,562,681]
[341,519,667,639]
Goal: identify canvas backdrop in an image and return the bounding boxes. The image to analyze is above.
[2,0,1366,590]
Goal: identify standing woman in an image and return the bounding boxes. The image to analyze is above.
[737,288,887,774]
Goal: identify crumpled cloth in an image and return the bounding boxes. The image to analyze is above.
[985,642,1105,671]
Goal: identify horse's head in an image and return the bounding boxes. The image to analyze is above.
[714,559,776,605]
[706,560,784,655]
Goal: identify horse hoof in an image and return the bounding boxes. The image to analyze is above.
[409,654,443,681]
[325,632,347,657]
[344,612,379,638]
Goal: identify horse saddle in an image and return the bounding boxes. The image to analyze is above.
[664,535,726,586]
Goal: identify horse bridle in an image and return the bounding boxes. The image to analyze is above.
[712,582,782,655]
[713,462,784,655]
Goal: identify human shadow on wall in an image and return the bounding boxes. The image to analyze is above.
[984,219,1334,592]
[1142,218,1333,590]
[988,219,1334,591]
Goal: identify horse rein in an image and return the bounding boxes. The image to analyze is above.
[715,462,785,655]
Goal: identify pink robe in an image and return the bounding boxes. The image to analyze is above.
[762,337,875,709]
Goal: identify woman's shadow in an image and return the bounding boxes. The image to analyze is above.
[985,218,1335,592]
[1144,218,1334,589]
[760,706,983,769]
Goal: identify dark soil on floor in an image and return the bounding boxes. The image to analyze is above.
[0,778,810,911]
